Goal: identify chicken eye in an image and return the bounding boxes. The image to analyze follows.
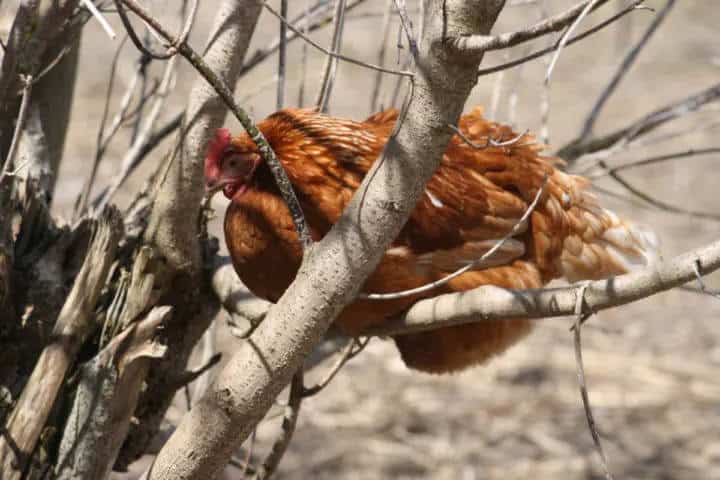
[222,154,245,173]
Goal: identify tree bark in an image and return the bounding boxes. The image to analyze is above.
[116,0,264,469]
[0,208,122,479]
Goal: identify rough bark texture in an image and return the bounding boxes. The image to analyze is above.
[144,0,262,272]
[0,208,122,479]
[116,0,264,469]
[147,1,508,478]
[371,239,720,335]
[54,307,170,480]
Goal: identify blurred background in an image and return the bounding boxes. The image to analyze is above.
[4,1,720,478]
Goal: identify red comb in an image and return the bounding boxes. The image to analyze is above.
[204,128,232,180]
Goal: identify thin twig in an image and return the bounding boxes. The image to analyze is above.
[118,0,313,248]
[277,0,288,110]
[315,0,347,112]
[559,82,720,163]
[302,338,368,397]
[451,0,612,56]
[240,0,367,76]
[361,175,548,300]
[75,34,131,219]
[545,0,601,83]
[113,0,198,59]
[298,0,311,107]
[94,54,179,213]
[393,0,419,61]
[251,370,304,480]
[587,147,720,179]
[448,124,528,149]
[1,75,33,180]
[81,0,117,39]
[263,1,413,79]
[579,0,674,140]
[692,259,720,301]
[369,0,395,112]
[477,2,647,77]
[571,283,614,480]
[600,162,720,221]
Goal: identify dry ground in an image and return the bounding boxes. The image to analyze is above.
[5,0,720,478]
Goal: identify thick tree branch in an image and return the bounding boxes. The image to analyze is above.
[113,0,265,469]
[368,239,720,336]
[147,1,508,477]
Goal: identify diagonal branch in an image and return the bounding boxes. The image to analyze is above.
[558,82,720,163]
[147,1,508,477]
[579,0,675,140]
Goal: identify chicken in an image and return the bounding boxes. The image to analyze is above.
[204,107,658,374]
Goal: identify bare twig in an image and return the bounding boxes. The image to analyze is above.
[263,1,413,79]
[298,0,312,107]
[315,0,347,112]
[559,82,720,163]
[450,0,611,56]
[240,0,368,77]
[448,123,528,148]
[579,0,675,140]
[587,147,720,179]
[600,163,720,221]
[692,259,720,301]
[277,0,288,110]
[81,0,117,39]
[302,338,367,397]
[545,0,602,83]
[76,35,133,217]
[571,284,613,480]
[251,370,304,480]
[1,75,33,180]
[113,0,198,59]
[393,0,419,61]
[94,55,179,213]
[369,0,395,112]
[477,2,646,77]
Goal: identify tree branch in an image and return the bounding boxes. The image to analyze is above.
[368,239,720,337]
[448,0,611,57]
[558,82,720,163]
[147,0,508,477]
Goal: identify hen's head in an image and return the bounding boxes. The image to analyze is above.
[204,128,261,199]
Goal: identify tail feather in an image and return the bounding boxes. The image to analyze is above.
[553,173,660,282]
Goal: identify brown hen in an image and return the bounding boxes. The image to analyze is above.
[204,107,658,374]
